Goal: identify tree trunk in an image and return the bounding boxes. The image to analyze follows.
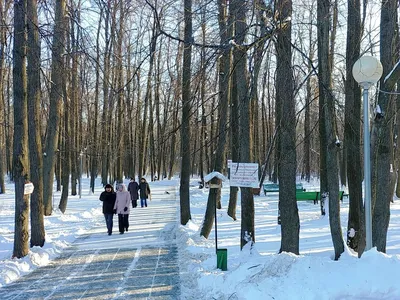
[180,0,193,225]
[231,0,255,249]
[27,0,45,247]
[5,68,12,180]
[344,0,364,254]
[101,0,112,186]
[0,0,9,194]
[276,0,300,255]
[13,0,30,258]
[303,20,314,183]
[59,90,70,214]
[200,0,230,238]
[371,0,398,252]
[138,21,158,179]
[70,5,79,196]
[115,2,125,183]
[89,6,103,194]
[43,0,67,215]
[227,0,238,221]
[317,0,344,260]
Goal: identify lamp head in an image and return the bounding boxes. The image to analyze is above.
[352,56,383,88]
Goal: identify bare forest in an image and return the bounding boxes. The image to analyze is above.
[2,0,400,259]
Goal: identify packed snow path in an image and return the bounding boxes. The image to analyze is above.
[0,185,180,299]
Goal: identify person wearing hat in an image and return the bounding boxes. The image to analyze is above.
[99,184,116,235]
[139,178,151,207]
[114,183,131,234]
[127,177,139,208]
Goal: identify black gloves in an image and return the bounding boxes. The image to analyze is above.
[124,207,128,212]
[113,209,117,214]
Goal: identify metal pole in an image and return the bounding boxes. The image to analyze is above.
[363,86,372,250]
[214,187,218,254]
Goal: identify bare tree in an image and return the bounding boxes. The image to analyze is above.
[43,0,67,215]
[180,0,192,225]
[317,0,344,260]
[230,0,255,249]
[27,0,45,247]
[275,0,300,254]
[371,0,399,253]
[0,0,10,194]
[89,4,104,193]
[227,3,239,220]
[200,0,230,238]
[13,0,30,258]
[114,1,125,183]
[100,0,113,186]
[344,0,364,254]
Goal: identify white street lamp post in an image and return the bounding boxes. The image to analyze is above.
[352,56,383,251]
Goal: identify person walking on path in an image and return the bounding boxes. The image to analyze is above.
[99,184,116,235]
[139,178,151,208]
[127,177,139,208]
[114,183,131,234]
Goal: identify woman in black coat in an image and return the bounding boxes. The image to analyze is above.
[139,178,151,207]
[99,184,116,235]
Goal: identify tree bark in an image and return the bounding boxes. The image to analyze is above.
[200,0,230,238]
[0,0,9,194]
[230,0,255,249]
[180,0,193,225]
[276,0,300,255]
[344,0,364,254]
[371,0,398,252]
[43,0,67,215]
[13,0,30,258]
[27,0,45,247]
[317,0,344,260]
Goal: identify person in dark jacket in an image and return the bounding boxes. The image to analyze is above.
[139,177,151,207]
[127,177,139,208]
[99,184,116,235]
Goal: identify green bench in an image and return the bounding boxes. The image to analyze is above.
[296,191,320,202]
[278,190,347,222]
[296,190,346,216]
[263,183,305,196]
[295,190,345,202]
[263,183,279,195]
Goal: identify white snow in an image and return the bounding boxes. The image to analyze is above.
[0,177,400,299]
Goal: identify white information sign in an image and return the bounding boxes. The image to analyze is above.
[229,162,259,188]
[24,182,34,195]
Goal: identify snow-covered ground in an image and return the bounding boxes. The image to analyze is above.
[1,176,400,299]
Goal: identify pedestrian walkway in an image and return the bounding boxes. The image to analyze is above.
[0,185,180,300]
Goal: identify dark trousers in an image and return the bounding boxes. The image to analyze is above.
[104,213,113,234]
[140,198,147,207]
[132,199,137,208]
[118,214,129,233]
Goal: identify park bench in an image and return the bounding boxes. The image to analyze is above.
[263,183,279,195]
[295,190,346,216]
[263,183,305,196]
[296,191,320,202]
[295,190,345,202]
[277,190,347,223]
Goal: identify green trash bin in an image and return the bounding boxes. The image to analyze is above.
[217,248,227,271]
